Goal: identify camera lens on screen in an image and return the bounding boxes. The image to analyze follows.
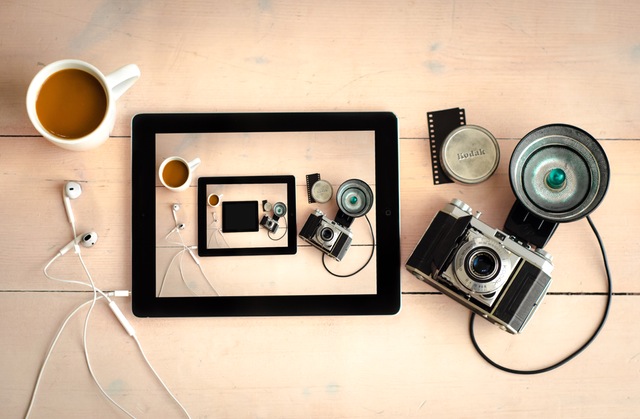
[336,179,373,218]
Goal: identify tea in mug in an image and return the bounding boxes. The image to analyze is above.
[162,160,190,188]
[36,69,107,139]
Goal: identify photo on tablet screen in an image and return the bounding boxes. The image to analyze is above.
[132,112,400,316]
[198,175,297,255]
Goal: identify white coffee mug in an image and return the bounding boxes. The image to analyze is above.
[159,156,201,192]
[26,59,140,151]
[207,193,224,207]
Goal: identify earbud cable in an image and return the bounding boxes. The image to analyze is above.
[208,209,229,248]
[131,334,192,418]
[468,215,612,374]
[78,252,137,417]
[176,228,219,295]
[78,248,192,417]
[43,253,113,302]
[34,250,192,417]
[158,247,197,297]
[25,295,106,418]
[163,225,220,296]
[24,289,135,418]
[322,214,376,278]
[267,217,288,241]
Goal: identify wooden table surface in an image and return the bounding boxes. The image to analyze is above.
[2,1,639,418]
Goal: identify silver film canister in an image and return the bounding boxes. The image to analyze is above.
[440,125,500,184]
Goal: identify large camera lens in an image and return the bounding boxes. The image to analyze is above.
[336,179,373,218]
[452,235,514,300]
[320,227,334,242]
[465,248,500,282]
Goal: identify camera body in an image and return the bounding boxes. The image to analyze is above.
[260,201,287,234]
[406,199,554,334]
[299,179,373,262]
[260,215,279,233]
[299,209,353,261]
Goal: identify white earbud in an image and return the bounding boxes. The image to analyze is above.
[167,223,186,237]
[63,182,82,230]
[58,231,98,256]
[172,203,181,223]
[169,203,186,233]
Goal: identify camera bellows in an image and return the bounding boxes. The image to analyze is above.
[509,124,610,223]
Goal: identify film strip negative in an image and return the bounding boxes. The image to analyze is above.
[306,173,333,204]
[306,173,321,203]
[427,107,466,185]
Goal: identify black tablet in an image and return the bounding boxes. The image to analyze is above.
[131,112,400,316]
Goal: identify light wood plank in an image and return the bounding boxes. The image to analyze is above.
[3,0,640,139]
[0,137,635,293]
[2,292,638,418]
[2,1,640,417]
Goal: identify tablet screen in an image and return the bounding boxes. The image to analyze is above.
[132,112,400,316]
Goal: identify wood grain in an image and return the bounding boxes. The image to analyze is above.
[1,1,639,418]
[2,1,640,139]
[3,293,638,418]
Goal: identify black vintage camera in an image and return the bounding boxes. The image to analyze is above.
[259,215,279,233]
[260,202,287,234]
[299,209,353,261]
[406,199,554,334]
[299,179,373,262]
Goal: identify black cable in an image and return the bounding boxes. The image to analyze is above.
[267,217,287,241]
[469,215,612,374]
[322,214,375,278]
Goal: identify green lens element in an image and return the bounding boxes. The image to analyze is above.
[546,168,566,190]
[350,196,358,204]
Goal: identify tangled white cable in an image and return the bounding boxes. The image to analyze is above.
[159,203,220,296]
[26,182,192,418]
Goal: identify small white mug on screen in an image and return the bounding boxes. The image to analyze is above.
[207,193,224,207]
[158,156,201,192]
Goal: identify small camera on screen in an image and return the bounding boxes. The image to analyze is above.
[260,202,287,234]
[299,179,373,262]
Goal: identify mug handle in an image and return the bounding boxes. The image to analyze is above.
[188,158,201,170]
[105,64,141,101]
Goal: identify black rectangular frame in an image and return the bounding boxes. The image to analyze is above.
[198,175,297,256]
[131,112,400,317]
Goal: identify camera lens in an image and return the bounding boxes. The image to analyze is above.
[453,236,514,300]
[336,179,373,218]
[466,248,499,282]
[320,227,334,242]
[473,253,494,275]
